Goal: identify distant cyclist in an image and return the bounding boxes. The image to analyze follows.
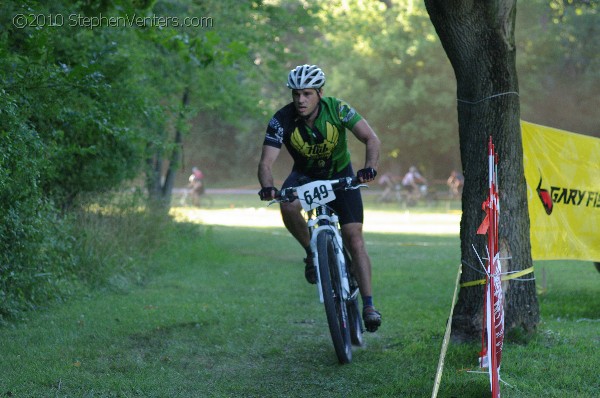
[402,166,427,202]
[188,166,205,206]
[446,169,464,199]
[257,64,382,332]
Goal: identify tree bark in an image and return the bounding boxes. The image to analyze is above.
[425,0,539,341]
[162,87,189,202]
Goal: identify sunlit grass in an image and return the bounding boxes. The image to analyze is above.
[171,192,462,235]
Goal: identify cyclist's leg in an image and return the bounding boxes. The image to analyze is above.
[280,171,315,283]
[280,200,310,248]
[329,177,369,294]
[342,222,381,332]
[280,171,310,248]
[334,186,381,332]
[341,223,371,297]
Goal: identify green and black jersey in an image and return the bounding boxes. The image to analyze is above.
[263,97,363,179]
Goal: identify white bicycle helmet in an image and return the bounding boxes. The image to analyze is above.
[287,64,326,89]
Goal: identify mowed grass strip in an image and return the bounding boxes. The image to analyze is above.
[1,211,598,397]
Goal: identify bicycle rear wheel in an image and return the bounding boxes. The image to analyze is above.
[347,299,363,347]
[317,230,352,364]
[344,248,364,347]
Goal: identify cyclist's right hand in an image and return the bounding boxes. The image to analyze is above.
[258,186,277,201]
[357,167,377,183]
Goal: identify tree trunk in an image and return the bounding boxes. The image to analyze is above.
[425,0,539,341]
[146,87,189,210]
[162,87,189,202]
[146,142,163,204]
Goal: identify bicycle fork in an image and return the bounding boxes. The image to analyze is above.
[308,217,351,304]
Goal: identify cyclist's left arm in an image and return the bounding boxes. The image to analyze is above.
[351,119,380,182]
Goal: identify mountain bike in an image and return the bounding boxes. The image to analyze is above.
[272,176,366,363]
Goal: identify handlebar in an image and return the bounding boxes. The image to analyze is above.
[272,176,366,204]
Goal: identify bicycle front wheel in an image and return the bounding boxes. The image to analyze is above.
[317,230,352,364]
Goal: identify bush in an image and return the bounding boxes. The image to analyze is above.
[0,1,155,322]
[0,97,163,322]
[0,113,77,321]
[70,192,171,291]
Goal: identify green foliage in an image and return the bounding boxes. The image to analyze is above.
[2,0,597,188]
[125,0,279,191]
[310,0,461,177]
[157,0,320,182]
[306,0,598,178]
[517,0,599,134]
[0,0,160,320]
[1,1,149,207]
[1,57,62,320]
[0,112,75,320]
[68,195,171,288]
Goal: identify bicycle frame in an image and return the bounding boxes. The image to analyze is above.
[270,177,362,304]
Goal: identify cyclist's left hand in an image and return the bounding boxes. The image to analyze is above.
[357,167,377,183]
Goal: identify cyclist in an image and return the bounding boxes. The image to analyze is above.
[401,166,427,203]
[257,64,382,332]
[187,166,205,206]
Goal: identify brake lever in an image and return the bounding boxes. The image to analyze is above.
[346,183,369,191]
[267,188,297,206]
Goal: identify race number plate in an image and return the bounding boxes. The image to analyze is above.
[296,180,336,211]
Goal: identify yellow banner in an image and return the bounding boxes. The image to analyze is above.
[522,121,600,261]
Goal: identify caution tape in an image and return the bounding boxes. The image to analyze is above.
[460,266,535,288]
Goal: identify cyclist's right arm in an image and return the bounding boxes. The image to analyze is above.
[257,145,280,201]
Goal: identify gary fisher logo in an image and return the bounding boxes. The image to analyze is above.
[536,173,600,216]
[536,175,553,215]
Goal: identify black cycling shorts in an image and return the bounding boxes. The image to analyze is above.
[281,164,364,225]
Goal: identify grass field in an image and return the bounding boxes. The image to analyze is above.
[0,196,598,397]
